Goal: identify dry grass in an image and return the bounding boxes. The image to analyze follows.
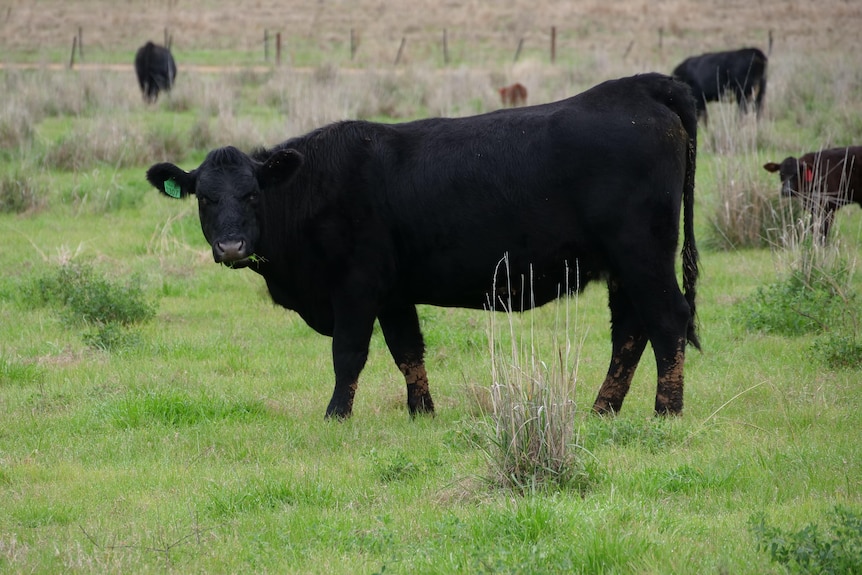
[2,1,859,71]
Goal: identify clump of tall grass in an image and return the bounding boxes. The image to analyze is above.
[703,102,790,250]
[478,258,589,493]
[0,170,44,214]
[0,104,35,153]
[40,120,188,171]
[769,52,862,145]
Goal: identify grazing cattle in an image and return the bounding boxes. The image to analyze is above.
[146,73,700,419]
[672,47,767,123]
[134,41,176,103]
[499,82,528,107]
[764,146,862,240]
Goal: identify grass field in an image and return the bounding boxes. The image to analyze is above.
[2,1,862,574]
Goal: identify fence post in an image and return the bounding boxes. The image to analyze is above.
[394,37,406,65]
[264,29,269,61]
[276,32,282,65]
[513,38,524,62]
[442,28,449,65]
[550,26,556,64]
[69,36,77,69]
[622,40,634,60]
[350,28,357,60]
[768,29,773,56]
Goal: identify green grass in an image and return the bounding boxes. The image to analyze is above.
[1,47,862,575]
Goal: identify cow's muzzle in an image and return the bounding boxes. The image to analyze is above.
[213,239,252,267]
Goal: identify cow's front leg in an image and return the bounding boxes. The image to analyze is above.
[326,307,376,420]
[378,301,434,416]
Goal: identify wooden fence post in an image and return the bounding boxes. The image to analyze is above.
[350,28,357,60]
[622,40,634,60]
[276,32,282,65]
[394,37,406,65]
[264,29,269,61]
[69,36,77,69]
[550,26,556,64]
[513,38,524,62]
[442,28,449,65]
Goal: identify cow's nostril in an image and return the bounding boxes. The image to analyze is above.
[214,240,246,262]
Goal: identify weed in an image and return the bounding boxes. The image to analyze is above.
[750,506,862,574]
[811,334,862,370]
[736,267,854,336]
[0,355,44,386]
[0,170,44,214]
[25,262,156,350]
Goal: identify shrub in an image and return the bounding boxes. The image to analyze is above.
[737,267,854,336]
[27,262,156,350]
[811,334,862,370]
[750,506,862,574]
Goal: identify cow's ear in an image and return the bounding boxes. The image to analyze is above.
[763,162,780,173]
[257,149,304,189]
[146,163,196,199]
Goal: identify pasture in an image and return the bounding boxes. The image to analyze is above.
[2,1,862,573]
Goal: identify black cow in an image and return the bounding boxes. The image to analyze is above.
[764,146,862,240]
[134,41,176,103]
[146,73,700,419]
[672,47,767,123]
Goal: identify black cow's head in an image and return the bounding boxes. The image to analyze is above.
[764,156,811,199]
[146,146,304,267]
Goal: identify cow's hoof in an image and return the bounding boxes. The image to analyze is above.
[324,406,353,420]
[591,399,619,416]
[408,395,435,418]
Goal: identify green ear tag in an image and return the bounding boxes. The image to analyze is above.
[164,178,182,199]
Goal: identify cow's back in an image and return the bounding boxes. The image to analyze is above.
[364,75,694,307]
[809,147,862,205]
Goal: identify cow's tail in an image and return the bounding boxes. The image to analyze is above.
[681,114,700,350]
[662,75,701,350]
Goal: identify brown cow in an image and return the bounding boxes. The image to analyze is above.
[499,83,528,107]
[764,146,862,240]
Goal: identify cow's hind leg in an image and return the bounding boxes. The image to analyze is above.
[592,278,648,415]
[635,273,691,416]
[378,301,434,416]
[600,246,692,416]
